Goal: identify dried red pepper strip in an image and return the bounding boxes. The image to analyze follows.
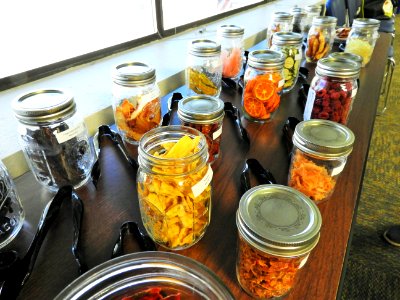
[121,287,181,300]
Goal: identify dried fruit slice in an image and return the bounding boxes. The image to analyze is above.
[244,96,265,118]
[253,80,275,101]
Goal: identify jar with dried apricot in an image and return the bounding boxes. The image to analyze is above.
[242,50,285,122]
[137,126,212,250]
[305,16,337,62]
[236,184,322,299]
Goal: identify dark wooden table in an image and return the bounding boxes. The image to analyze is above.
[7,33,391,300]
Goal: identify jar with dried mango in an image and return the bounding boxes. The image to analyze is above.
[186,39,222,96]
[271,31,303,92]
[137,126,212,250]
[305,16,337,62]
[112,62,162,144]
[236,184,322,299]
[288,120,355,203]
[242,49,285,122]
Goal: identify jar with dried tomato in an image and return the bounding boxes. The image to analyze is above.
[236,184,322,299]
[177,95,225,164]
[242,49,285,122]
[270,31,303,92]
[186,39,222,97]
[288,120,355,203]
[216,25,244,79]
[304,57,361,125]
[266,12,293,48]
[112,62,162,144]
[137,126,212,250]
[305,16,337,62]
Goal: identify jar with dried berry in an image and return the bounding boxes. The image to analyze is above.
[271,31,303,92]
[345,18,380,67]
[304,57,361,125]
[305,16,337,62]
[236,184,322,299]
[177,95,225,164]
[186,39,222,97]
[0,161,24,249]
[288,119,355,203]
[137,126,212,250]
[217,25,244,79]
[112,62,162,144]
[266,12,293,48]
[242,50,285,122]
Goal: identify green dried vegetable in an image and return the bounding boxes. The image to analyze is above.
[281,47,301,90]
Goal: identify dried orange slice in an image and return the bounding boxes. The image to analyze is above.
[253,80,275,101]
[244,96,265,118]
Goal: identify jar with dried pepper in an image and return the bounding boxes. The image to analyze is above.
[242,49,285,122]
[137,126,212,250]
[112,62,162,144]
[186,39,222,97]
[177,95,225,164]
[288,119,355,203]
[271,31,303,92]
[236,184,322,299]
[304,57,361,125]
[305,16,337,62]
[216,25,244,79]
[266,12,293,48]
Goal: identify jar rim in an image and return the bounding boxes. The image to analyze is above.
[272,31,303,45]
[178,95,225,124]
[271,11,293,21]
[217,24,244,37]
[112,61,156,86]
[316,57,361,79]
[248,49,285,69]
[189,39,221,56]
[312,16,337,26]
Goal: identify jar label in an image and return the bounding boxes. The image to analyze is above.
[351,87,358,98]
[192,165,213,198]
[331,163,345,176]
[295,53,302,61]
[303,88,316,120]
[278,78,285,88]
[54,122,86,144]
[212,126,223,140]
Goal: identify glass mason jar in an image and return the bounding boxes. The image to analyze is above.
[236,184,322,299]
[266,12,293,48]
[186,39,222,97]
[303,5,323,39]
[112,62,162,144]
[345,18,380,67]
[291,7,307,36]
[55,252,235,300]
[271,31,303,92]
[304,57,361,125]
[288,119,355,203]
[328,51,363,66]
[12,89,95,191]
[305,16,337,62]
[242,50,285,122]
[177,95,225,164]
[0,161,24,249]
[137,126,212,250]
[217,25,244,79]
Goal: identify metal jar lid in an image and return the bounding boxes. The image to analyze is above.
[312,16,337,26]
[189,39,221,57]
[291,7,307,17]
[271,12,293,22]
[328,52,363,64]
[178,95,225,124]
[272,31,303,46]
[293,120,355,158]
[305,4,322,14]
[236,184,322,257]
[12,89,76,124]
[352,18,380,29]
[112,62,156,87]
[217,25,244,38]
[248,49,285,70]
[316,57,361,79]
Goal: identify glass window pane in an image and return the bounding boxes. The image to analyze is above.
[0,0,157,79]
[162,0,262,30]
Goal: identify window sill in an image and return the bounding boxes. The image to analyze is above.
[0,0,320,178]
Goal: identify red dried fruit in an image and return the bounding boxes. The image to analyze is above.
[318,111,329,119]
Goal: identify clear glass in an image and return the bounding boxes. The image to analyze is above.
[217,31,244,79]
[303,6,322,39]
[0,161,24,249]
[112,79,162,144]
[288,147,349,203]
[137,126,212,250]
[306,21,336,62]
[242,64,285,122]
[236,234,309,299]
[270,43,302,93]
[186,49,223,97]
[303,74,358,125]
[266,18,293,48]
[55,252,234,299]
[345,27,380,67]
[17,113,95,191]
